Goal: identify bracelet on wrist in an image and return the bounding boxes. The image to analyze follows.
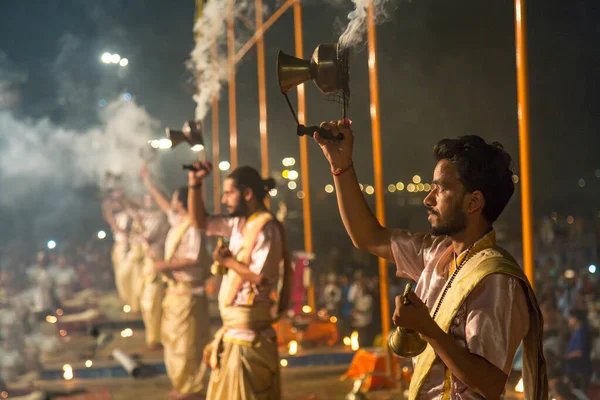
[189,183,203,189]
[331,162,354,176]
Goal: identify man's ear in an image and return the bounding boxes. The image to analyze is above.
[466,190,485,215]
[243,187,253,202]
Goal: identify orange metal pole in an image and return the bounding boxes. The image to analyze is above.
[367,1,392,372]
[514,0,535,288]
[234,0,297,64]
[255,0,269,180]
[212,45,221,213]
[227,0,238,169]
[294,0,315,310]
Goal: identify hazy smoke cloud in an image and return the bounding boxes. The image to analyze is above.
[189,0,271,121]
[338,0,394,48]
[0,98,158,206]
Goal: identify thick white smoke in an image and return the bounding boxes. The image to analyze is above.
[338,0,393,48]
[189,0,269,121]
[0,98,159,206]
[189,1,229,121]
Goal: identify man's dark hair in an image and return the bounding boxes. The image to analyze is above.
[227,166,276,203]
[177,186,189,211]
[433,135,514,223]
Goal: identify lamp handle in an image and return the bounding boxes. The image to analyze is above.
[297,124,344,141]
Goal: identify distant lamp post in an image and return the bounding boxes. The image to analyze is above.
[100,52,129,67]
[219,161,231,171]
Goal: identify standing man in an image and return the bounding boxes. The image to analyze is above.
[314,121,547,400]
[187,164,293,400]
[102,191,131,304]
[137,193,169,351]
[142,168,210,400]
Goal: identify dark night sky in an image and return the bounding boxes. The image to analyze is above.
[0,0,598,251]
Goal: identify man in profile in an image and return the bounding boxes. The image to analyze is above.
[313,120,547,399]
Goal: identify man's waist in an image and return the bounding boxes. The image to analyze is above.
[219,305,274,330]
[166,280,206,296]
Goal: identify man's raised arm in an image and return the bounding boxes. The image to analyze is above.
[187,162,212,229]
[315,120,392,261]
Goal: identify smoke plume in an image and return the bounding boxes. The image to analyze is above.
[338,0,394,48]
[189,0,266,121]
[0,98,159,207]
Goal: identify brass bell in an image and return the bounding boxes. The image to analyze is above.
[210,237,228,276]
[165,120,204,148]
[388,284,427,358]
[277,43,347,95]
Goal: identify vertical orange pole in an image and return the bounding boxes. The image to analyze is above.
[367,1,392,371]
[294,0,315,310]
[514,0,535,288]
[227,0,238,169]
[212,45,221,213]
[255,0,269,179]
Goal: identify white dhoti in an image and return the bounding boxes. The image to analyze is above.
[139,257,165,347]
[161,283,210,394]
[112,241,129,303]
[206,334,280,400]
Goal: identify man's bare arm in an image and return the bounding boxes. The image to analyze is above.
[142,177,171,214]
[188,185,206,229]
[333,167,392,261]
[187,163,212,228]
[423,323,507,399]
[222,258,262,286]
[315,120,392,261]
[154,258,197,272]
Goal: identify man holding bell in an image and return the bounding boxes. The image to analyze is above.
[187,163,293,400]
[314,120,547,400]
[142,168,211,400]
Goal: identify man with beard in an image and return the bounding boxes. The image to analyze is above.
[142,169,210,400]
[187,164,293,400]
[313,121,547,400]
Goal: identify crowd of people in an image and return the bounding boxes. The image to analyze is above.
[0,235,114,387]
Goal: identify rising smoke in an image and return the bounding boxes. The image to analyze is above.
[0,46,159,240]
[338,0,394,48]
[189,0,270,121]
[0,97,158,203]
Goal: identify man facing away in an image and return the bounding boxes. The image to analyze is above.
[187,164,293,400]
[142,168,210,400]
[313,120,547,400]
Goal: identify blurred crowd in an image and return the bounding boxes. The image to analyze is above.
[0,235,114,387]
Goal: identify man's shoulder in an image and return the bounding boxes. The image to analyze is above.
[477,246,521,270]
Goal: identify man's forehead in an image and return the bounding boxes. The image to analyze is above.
[223,178,235,191]
[433,159,459,182]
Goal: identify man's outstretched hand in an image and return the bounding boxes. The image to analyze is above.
[314,119,354,172]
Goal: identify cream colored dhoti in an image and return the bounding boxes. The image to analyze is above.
[206,334,281,400]
[115,244,144,311]
[111,241,129,302]
[206,306,281,400]
[161,283,210,394]
[140,257,165,347]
